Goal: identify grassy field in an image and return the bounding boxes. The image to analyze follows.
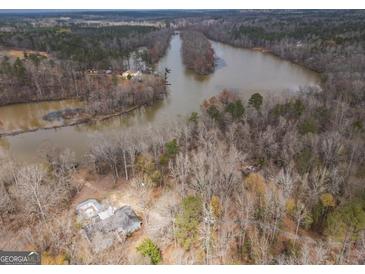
[0,48,49,60]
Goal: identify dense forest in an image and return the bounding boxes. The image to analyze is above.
[0,51,97,106]
[0,10,365,265]
[0,24,171,106]
[0,54,167,110]
[180,31,215,75]
[0,26,172,69]
[85,74,167,116]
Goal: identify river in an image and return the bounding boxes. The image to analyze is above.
[0,33,320,161]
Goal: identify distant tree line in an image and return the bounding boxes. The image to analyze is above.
[0,25,172,70]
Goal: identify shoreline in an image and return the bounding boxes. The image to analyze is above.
[0,96,82,108]
[205,36,323,75]
[0,104,142,138]
[0,36,320,139]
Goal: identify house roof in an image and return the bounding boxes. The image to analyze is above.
[76,199,102,217]
[98,206,114,220]
[76,199,101,211]
[84,205,141,240]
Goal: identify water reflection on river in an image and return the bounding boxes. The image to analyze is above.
[0,99,82,132]
[0,34,320,161]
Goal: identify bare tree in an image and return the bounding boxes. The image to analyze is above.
[14,165,48,221]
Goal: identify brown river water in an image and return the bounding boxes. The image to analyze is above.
[0,33,320,162]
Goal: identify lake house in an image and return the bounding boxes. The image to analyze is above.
[76,199,142,252]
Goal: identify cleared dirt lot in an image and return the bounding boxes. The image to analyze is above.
[71,170,182,263]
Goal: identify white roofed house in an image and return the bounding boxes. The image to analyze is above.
[76,199,142,253]
[85,206,142,237]
[121,70,143,81]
